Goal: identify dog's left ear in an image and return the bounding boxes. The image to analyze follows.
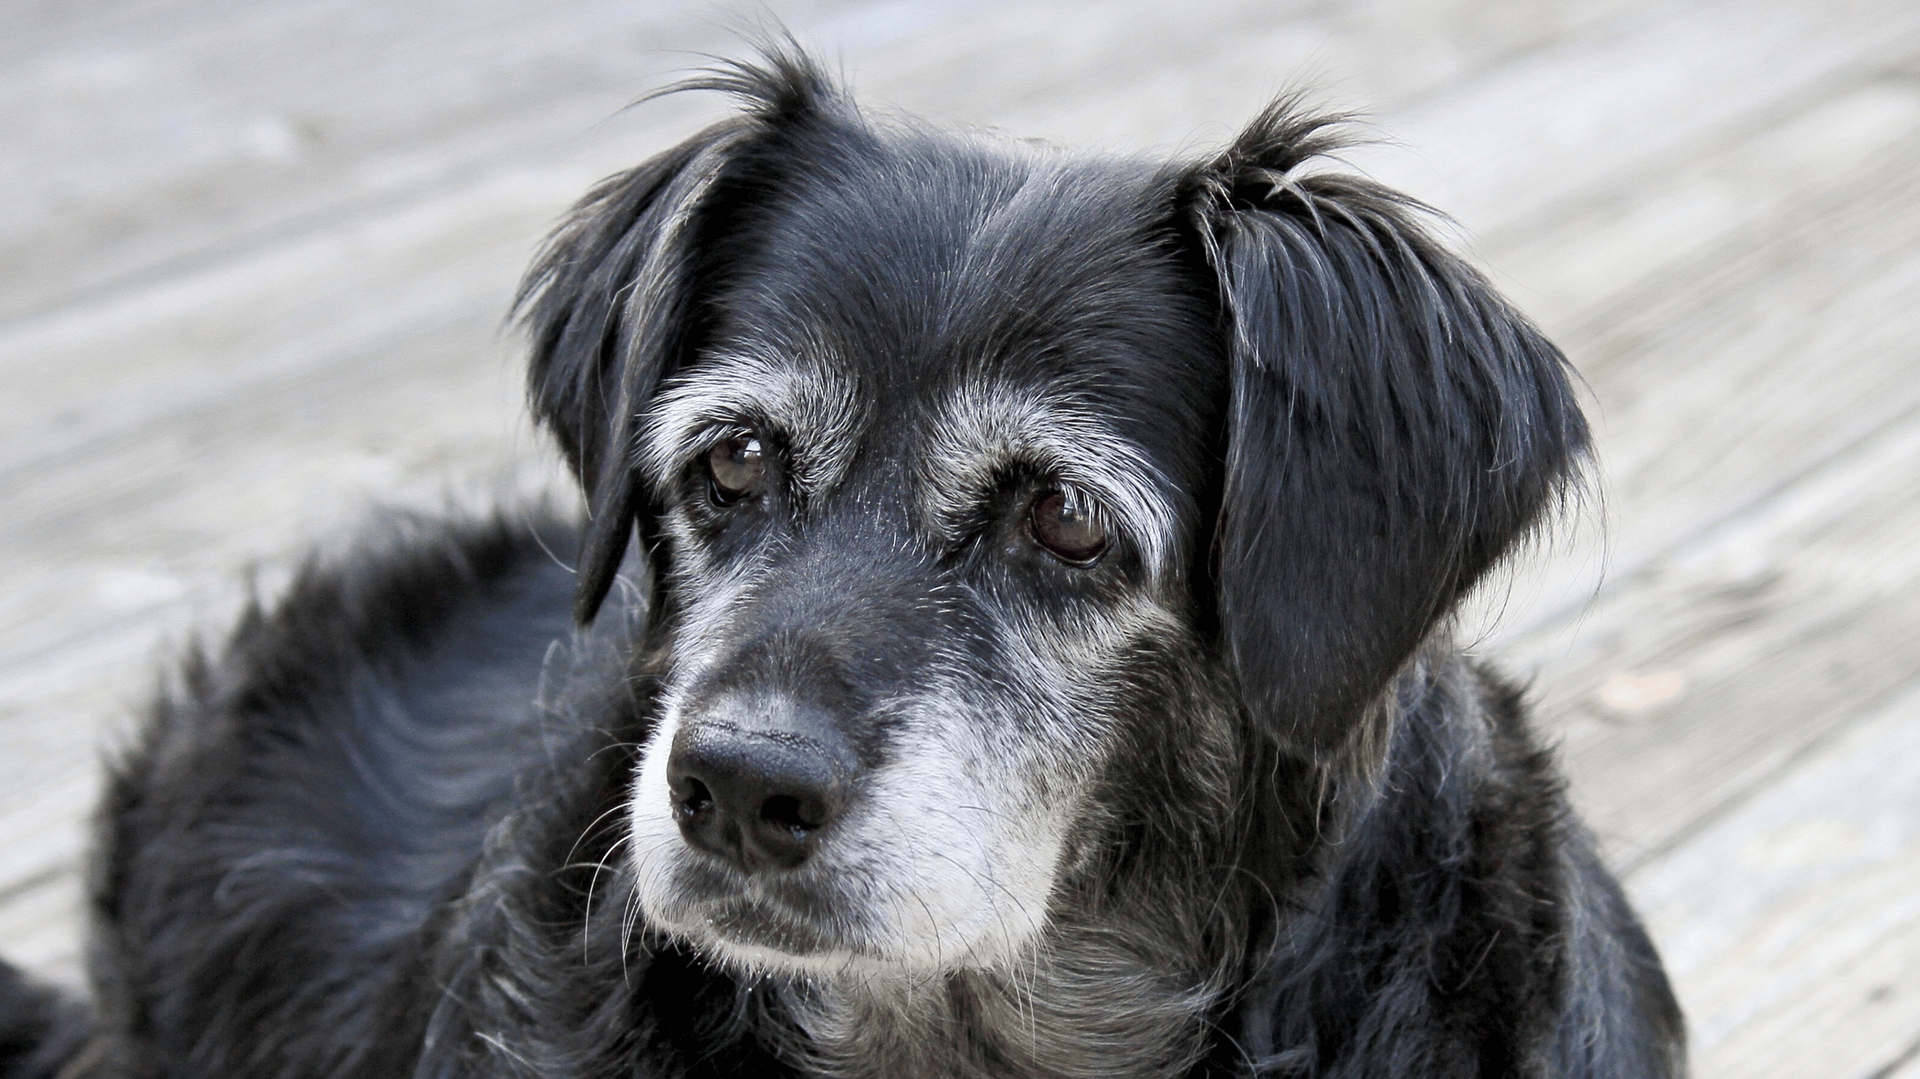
[1182,102,1589,765]
[515,52,839,623]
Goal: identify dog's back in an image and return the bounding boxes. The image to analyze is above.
[80,515,595,1075]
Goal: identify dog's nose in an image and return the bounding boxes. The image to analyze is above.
[667,719,853,873]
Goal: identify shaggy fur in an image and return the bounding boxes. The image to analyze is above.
[0,50,1684,1078]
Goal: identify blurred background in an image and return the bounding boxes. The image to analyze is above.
[3,1,1918,1075]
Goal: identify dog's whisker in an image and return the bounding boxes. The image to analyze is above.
[576,832,634,963]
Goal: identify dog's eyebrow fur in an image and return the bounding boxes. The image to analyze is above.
[920,379,1181,576]
[638,348,863,495]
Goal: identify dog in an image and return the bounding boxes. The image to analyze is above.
[0,49,1685,1079]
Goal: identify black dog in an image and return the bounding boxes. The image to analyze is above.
[1,50,1684,1079]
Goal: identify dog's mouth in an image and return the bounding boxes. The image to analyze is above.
[638,853,895,969]
[681,894,837,956]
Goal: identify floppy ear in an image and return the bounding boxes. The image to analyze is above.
[515,53,838,623]
[1183,102,1588,764]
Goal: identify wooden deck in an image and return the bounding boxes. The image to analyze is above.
[3,2,1917,1074]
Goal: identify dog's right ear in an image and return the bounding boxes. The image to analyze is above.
[1181,100,1589,768]
[515,52,838,623]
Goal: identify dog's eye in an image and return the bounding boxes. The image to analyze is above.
[1030,491,1107,564]
[707,433,765,503]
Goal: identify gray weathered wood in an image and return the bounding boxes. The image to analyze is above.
[4,2,1918,1070]
[1496,139,1920,867]
[1629,678,1920,1079]
[0,0,1689,325]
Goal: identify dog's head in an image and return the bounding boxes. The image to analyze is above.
[518,54,1585,978]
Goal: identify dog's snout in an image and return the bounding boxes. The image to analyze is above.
[668,715,854,873]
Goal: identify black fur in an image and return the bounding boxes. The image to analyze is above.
[1,49,1684,1079]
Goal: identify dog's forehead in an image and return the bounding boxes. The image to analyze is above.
[727,139,1202,382]
[726,137,1218,469]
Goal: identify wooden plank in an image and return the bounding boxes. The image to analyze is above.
[0,0,770,322]
[1564,131,1920,575]
[4,4,1918,1044]
[0,169,567,736]
[1349,0,1920,245]
[12,0,1901,328]
[3,0,207,59]
[1488,74,1920,345]
[1455,68,1920,644]
[819,0,1647,143]
[1882,1044,1920,1079]
[1626,678,1920,1079]
[1403,45,1920,1063]
[1465,129,1920,867]
[1540,404,1920,868]
[0,278,575,870]
[0,164,580,482]
[0,0,1370,322]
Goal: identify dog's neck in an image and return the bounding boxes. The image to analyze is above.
[767,908,1230,1079]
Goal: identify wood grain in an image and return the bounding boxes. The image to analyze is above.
[3,3,1917,1069]
[1630,679,1920,1079]
[1496,140,1920,866]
